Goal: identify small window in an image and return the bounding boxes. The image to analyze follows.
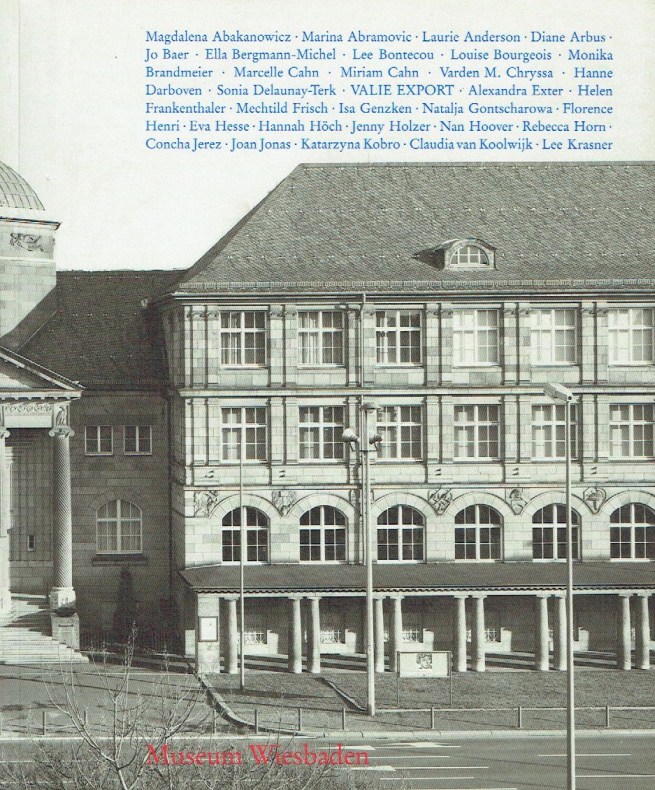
[124,426,152,455]
[85,426,113,455]
[27,534,36,552]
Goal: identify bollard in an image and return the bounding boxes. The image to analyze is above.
[430,706,436,730]
[297,707,302,732]
[83,710,89,729]
[42,710,47,735]
[342,707,347,730]
[605,705,610,728]
[0,711,3,735]
[212,708,217,735]
[254,708,259,735]
[517,706,523,730]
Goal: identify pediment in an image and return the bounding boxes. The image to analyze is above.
[0,347,80,394]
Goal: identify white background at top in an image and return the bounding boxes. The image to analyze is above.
[1,0,653,272]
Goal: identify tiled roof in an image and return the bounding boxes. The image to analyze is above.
[169,162,655,295]
[0,161,44,211]
[179,562,655,594]
[18,271,180,389]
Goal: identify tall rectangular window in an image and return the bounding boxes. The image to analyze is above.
[453,309,499,365]
[221,407,267,461]
[454,405,500,459]
[219,311,266,366]
[375,310,422,365]
[376,405,422,459]
[530,308,577,364]
[298,406,344,460]
[298,311,343,365]
[608,308,655,364]
[124,426,152,455]
[609,404,655,458]
[85,426,113,455]
[531,404,578,459]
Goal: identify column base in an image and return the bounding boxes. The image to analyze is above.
[50,587,76,610]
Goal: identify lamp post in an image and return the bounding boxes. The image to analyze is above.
[343,401,381,717]
[239,442,246,690]
[544,383,577,790]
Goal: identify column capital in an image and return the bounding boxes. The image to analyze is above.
[618,591,634,599]
[223,594,239,602]
[535,591,551,599]
[453,592,469,600]
[389,593,405,602]
[471,592,488,600]
[287,593,304,601]
[304,593,322,601]
[636,591,653,599]
[49,425,74,439]
[0,428,9,440]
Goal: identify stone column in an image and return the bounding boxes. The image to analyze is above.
[225,596,239,674]
[617,593,632,670]
[0,428,11,616]
[374,597,385,673]
[535,594,550,671]
[389,595,403,673]
[636,593,651,671]
[49,417,75,609]
[307,596,321,674]
[472,594,486,672]
[553,594,567,671]
[288,596,303,674]
[453,594,468,672]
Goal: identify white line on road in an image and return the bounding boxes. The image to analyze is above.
[395,765,489,770]
[349,765,396,771]
[385,742,462,748]
[381,777,476,783]
[539,753,631,757]
[577,775,655,779]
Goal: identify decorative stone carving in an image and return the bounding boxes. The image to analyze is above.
[583,486,606,514]
[507,487,527,514]
[272,489,297,515]
[55,404,69,427]
[10,233,45,252]
[428,488,452,515]
[5,402,53,414]
[194,490,221,518]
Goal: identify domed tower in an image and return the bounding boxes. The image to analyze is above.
[0,161,57,343]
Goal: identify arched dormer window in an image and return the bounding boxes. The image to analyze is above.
[433,238,496,270]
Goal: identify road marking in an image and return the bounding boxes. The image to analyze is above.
[349,765,395,771]
[381,777,475,783]
[389,742,462,748]
[396,765,489,770]
[539,753,631,758]
[578,775,655,779]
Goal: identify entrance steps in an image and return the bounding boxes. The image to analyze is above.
[0,595,88,664]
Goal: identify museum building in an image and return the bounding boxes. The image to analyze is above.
[1,160,654,672]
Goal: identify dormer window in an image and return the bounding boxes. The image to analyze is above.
[432,238,496,270]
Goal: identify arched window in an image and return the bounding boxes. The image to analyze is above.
[452,244,490,267]
[532,505,580,560]
[610,503,655,559]
[300,506,346,562]
[454,504,502,560]
[96,500,142,554]
[221,507,269,563]
[377,506,424,562]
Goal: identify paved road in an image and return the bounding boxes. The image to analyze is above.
[350,734,655,789]
[2,732,654,788]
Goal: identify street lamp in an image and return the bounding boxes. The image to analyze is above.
[239,442,246,690]
[343,401,381,717]
[544,383,577,790]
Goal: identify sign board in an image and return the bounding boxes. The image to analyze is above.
[198,616,218,642]
[397,650,450,678]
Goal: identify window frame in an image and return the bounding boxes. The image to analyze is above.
[85,425,114,456]
[453,308,500,366]
[610,503,655,560]
[220,406,268,462]
[608,307,655,366]
[453,404,501,460]
[530,308,578,366]
[454,504,503,561]
[221,507,269,564]
[219,310,267,368]
[531,504,581,561]
[299,506,347,563]
[96,499,143,555]
[376,404,423,461]
[123,425,152,456]
[298,405,345,462]
[609,403,655,459]
[376,505,425,563]
[531,403,579,460]
[297,310,344,367]
[375,309,422,366]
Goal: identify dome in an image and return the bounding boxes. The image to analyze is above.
[0,160,44,211]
